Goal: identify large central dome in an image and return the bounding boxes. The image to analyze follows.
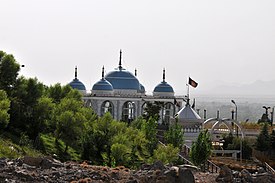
[105,50,141,91]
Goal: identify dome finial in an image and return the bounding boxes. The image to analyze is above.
[102,66,105,79]
[163,68,166,82]
[75,66,78,79]
[135,68,137,76]
[119,49,122,70]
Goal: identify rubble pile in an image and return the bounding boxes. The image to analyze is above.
[0,157,197,183]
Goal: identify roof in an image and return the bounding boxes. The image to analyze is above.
[153,81,174,93]
[92,78,113,91]
[176,104,202,121]
[105,69,141,90]
[69,78,86,91]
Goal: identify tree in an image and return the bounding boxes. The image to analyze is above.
[256,123,270,151]
[33,96,55,134]
[46,84,81,103]
[0,51,20,96]
[222,132,234,150]
[150,144,179,165]
[0,90,10,129]
[164,118,184,149]
[190,130,212,166]
[142,117,158,155]
[55,97,87,152]
[227,138,252,159]
[8,77,45,139]
[142,102,162,121]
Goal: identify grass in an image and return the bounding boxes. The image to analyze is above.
[0,131,80,162]
[0,137,42,159]
[39,134,81,161]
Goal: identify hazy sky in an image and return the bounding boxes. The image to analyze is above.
[1,0,275,95]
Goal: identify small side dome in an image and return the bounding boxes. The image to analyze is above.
[92,66,114,95]
[69,78,86,91]
[153,68,174,97]
[153,81,174,93]
[69,67,86,94]
[92,79,113,91]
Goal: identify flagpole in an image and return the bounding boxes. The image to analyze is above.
[187,77,190,105]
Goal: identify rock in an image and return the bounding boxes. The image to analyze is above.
[22,156,43,167]
[40,158,57,169]
[178,167,195,183]
[179,164,198,171]
[241,169,253,183]
[164,168,177,183]
[257,167,266,174]
[216,165,233,183]
[0,158,7,168]
[151,161,165,170]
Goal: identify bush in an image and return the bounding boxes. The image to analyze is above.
[149,144,179,165]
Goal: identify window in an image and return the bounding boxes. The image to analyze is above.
[161,102,175,125]
[122,101,135,123]
[101,101,114,117]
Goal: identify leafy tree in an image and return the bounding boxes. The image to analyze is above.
[8,77,45,139]
[190,130,212,166]
[46,84,81,103]
[0,90,10,129]
[256,123,270,151]
[0,51,20,96]
[142,102,162,121]
[142,117,158,155]
[54,97,87,152]
[81,113,118,166]
[33,96,55,134]
[222,132,234,149]
[227,138,252,159]
[164,118,184,149]
[111,126,149,168]
[150,144,179,165]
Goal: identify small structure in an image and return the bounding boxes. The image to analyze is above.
[171,99,203,147]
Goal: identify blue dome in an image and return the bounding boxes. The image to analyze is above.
[92,78,113,91]
[153,81,174,93]
[105,70,141,90]
[69,78,86,91]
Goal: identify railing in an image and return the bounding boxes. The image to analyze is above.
[200,160,220,173]
[158,141,193,165]
[264,162,275,175]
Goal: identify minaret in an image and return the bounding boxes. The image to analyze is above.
[75,66,78,79]
[118,50,122,70]
[163,68,166,82]
[102,66,105,79]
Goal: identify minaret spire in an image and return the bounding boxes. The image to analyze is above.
[102,66,104,79]
[118,49,122,70]
[75,66,78,79]
[163,68,165,82]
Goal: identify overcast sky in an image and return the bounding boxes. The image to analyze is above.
[1,0,275,95]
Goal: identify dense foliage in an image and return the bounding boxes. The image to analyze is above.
[164,118,184,149]
[190,130,212,166]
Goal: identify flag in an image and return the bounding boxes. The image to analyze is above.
[189,77,198,88]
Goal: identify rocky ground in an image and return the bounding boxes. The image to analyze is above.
[0,156,274,183]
